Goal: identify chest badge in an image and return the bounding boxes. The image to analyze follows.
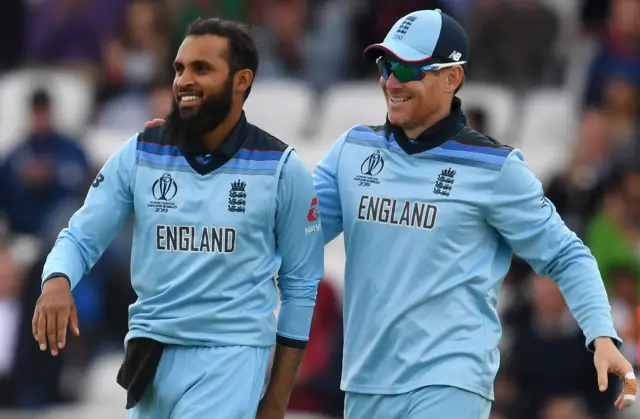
[433,167,456,196]
[228,180,247,213]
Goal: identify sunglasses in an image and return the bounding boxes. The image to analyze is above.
[376,57,466,83]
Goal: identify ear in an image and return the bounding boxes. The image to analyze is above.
[234,69,254,96]
[444,66,464,94]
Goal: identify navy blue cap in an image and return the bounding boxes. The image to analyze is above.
[363,9,469,66]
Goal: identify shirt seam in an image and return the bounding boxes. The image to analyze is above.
[485,149,515,220]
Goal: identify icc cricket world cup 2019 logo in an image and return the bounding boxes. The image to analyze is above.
[148,173,178,213]
[354,150,385,187]
[361,150,384,176]
[152,173,178,201]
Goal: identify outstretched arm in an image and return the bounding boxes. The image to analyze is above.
[34,135,137,356]
[487,149,636,410]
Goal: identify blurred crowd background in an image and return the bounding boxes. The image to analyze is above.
[0,0,639,418]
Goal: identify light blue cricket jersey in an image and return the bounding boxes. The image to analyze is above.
[313,98,620,399]
[42,113,324,348]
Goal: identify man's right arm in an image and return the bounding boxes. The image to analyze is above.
[313,130,349,244]
[42,134,138,289]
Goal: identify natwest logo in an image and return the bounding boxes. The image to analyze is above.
[307,197,320,222]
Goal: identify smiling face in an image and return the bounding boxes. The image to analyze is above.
[165,34,238,148]
[173,34,234,117]
[378,56,464,135]
[381,70,443,128]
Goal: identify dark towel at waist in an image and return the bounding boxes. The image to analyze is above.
[116,338,165,409]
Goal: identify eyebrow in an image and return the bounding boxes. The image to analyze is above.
[173,60,214,69]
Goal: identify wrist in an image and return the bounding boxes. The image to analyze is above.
[593,336,615,349]
[43,275,71,291]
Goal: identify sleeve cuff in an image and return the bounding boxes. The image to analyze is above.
[42,272,71,289]
[276,334,308,349]
[276,295,315,343]
[587,335,623,352]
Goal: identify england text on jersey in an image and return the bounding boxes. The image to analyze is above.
[156,225,237,253]
[357,195,437,230]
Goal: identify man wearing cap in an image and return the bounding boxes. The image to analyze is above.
[313,9,637,418]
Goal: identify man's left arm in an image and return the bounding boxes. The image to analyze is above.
[261,150,324,417]
[486,150,636,409]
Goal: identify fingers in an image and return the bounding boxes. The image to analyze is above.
[32,309,39,341]
[56,308,70,350]
[36,310,47,351]
[46,311,59,356]
[34,306,77,355]
[621,371,637,408]
[69,305,80,336]
[613,371,637,412]
[144,119,165,127]
[596,361,609,392]
[615,393,623,410]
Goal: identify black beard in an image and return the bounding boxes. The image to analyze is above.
[164,77,234,151]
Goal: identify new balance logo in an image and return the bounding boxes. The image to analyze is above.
[449,51,462,61]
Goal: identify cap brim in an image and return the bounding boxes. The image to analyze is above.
[363,41,432,63]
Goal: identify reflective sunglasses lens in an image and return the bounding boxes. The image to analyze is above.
[377,59,391,80]
[392,63,421,83]
[378,60,421,83]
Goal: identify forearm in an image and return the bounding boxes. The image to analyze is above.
[261,281,315,410]
[42,230,88,290]
[262,344,305,410]
[552,246,620,349]
[276,277,317,342]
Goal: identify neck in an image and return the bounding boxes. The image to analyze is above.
[402,102,452,139]
[201,105,242,152]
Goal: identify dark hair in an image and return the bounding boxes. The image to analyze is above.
[186,17,259,100]
[31,87,51,109]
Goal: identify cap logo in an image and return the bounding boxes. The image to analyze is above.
[393,15,417,40]
[449,51,462,61]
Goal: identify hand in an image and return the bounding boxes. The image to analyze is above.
[255,398,286,419]
[33,277,80,356]
[145,118,166,128]
[593,337,637,411]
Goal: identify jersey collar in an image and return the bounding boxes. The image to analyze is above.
[386,96,467,155]
[180,111,251,175]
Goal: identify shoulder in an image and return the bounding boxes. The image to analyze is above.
[244,123,289,153]
[325,124,387,153]
[138,125,170,146]
[355,124,386,134]
[244,124,310,178]
[441,126,517,171]
[234,123,292,172]
[453,126,514,152]
[347,124,386,142]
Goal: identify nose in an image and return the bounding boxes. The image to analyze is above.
[176,70,195,90]
[385,73,403,89]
